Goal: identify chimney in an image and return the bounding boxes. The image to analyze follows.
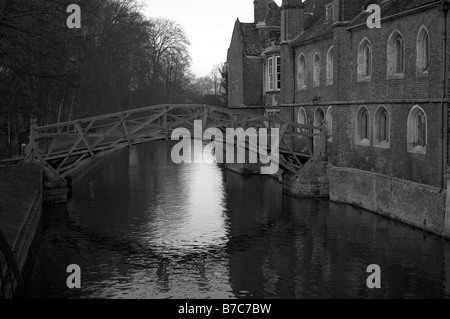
[281,0,304,41]
[254,0,270,23]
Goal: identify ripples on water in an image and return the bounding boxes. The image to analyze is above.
[25,141,450,299]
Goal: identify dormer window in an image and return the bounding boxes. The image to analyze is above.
[325,3,334,22]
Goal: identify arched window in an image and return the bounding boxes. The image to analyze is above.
[358,38,372,81]
[325,106,333,141]
[326,47,334,85]
[417,26,430,75]
[394,38,403,73]
[298,107,307,125]
[313,107,325,154]
[297,107,307,133]
[375,106,390,147]
[388,31,404,77]
[313,53,320,87]
[356,107,370,145]
[298,54,306,89]
[407,105,427,153]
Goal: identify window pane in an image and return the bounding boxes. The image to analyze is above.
[380,111,387,142]
[424,33,429,71]
[365,45,371,76]
[361,111,368,140]
[395,38,403,73]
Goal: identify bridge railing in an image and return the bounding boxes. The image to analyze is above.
[0,225,23,299]
[27,104,325,180]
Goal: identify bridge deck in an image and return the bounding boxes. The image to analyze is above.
[26,104,325,180]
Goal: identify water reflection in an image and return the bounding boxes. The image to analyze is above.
[25,141,450,299]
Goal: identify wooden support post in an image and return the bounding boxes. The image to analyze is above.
[203,106,208,132]
[27,119,37,162]
[163,106,168,141]
[320,124,327,161]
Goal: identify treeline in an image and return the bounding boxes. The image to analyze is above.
[0,0,227,130]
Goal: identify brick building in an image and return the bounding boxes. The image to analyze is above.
[227,0,450,238]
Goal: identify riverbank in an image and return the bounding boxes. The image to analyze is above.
[0,164,43,292]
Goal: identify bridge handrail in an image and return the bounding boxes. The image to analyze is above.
[33,104,324,133]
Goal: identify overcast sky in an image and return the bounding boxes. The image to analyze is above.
[143,0,282,77]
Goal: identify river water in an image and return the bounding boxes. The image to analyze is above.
[25,141,450,299]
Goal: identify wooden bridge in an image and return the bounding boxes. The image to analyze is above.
[25,104,325,181]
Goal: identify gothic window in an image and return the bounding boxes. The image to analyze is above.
[388,31,405,78]
[417,26,430,75]
[325,106,333,141]
[326,47,334,85]
[298,54,306,89]
[356,106,370,145]
[375,107,390,148]
[313,53,320,87]
[325,3,334,22]
[297,107,307,133]
[358,38,372,81]
[298,107,307,125]
[407,105,427,153]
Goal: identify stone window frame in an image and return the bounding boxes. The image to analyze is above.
[325,106,333,142]
[313,52,321,87]
[416,25,430,77]
[326,46,334,86]
[356,106,370,147]
[407,105,427,154]
[387,30,405,79]
[325,3,334,22]
[374,106,390,149]
[357,38,372,82]
[314,107,325,152]
[297,107,308,125]
[297,107,308,133]
[297,53,306,90]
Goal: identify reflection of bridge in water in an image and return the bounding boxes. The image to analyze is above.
[26,104,326,181]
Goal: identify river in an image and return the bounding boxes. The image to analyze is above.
[25,141,450,298]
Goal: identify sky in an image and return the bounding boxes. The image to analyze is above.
[142,0,283,77]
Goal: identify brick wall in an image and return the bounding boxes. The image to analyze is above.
[227,21,245,107]
[293,37,335,103]
[329,166,447,237]
[333,103,443,187]
[243,58,264,106]
[335,8,448,187]
[348,9,445,101]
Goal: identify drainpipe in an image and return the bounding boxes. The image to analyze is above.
[441,0,449,190]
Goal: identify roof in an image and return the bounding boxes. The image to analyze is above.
[291,0,334,46]
[240,23,263,56]
[265,1,281,26]
[348,0,441,28]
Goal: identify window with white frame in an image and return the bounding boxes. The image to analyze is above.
[267,55,281,91]
[407,105,427,153]
[388,31,405,78]
[276,56,281,90]
[326,47,334,85]
[417,26,430,76]
[374,106,390,148]
[313,53,320,87]
[356,106,370,146]
[298,54,306,89]
[325,3,334,22]
[268,57,274,91]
